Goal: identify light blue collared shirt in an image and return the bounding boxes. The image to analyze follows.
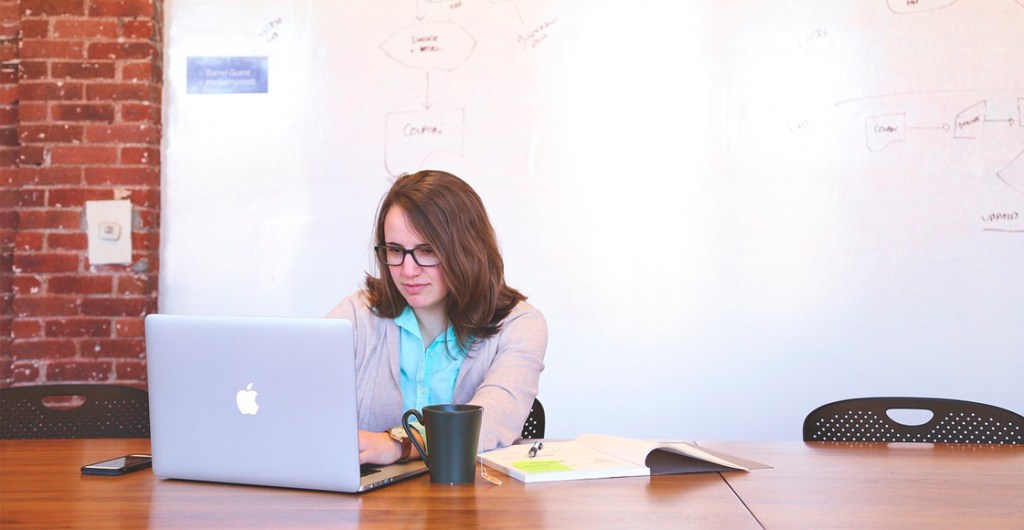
[396,306,466,412]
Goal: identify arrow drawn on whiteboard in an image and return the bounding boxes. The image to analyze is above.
[984,117,1016,126]
[908,123,951,131]
[424,72,432,109]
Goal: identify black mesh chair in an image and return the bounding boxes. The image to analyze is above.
[803,397,1023,444]
[520,398,545,439]
[0,384,151,439]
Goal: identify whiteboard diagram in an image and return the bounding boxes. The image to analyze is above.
[875,0,1024,220]
[838,7,1024,234]
[379,21,475,175]
[377,3,558,175]
[852,93,1024,233]
[863,98,1020,151]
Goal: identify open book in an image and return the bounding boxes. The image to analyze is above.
[479,434,768,483]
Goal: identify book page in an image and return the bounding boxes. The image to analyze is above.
[575,434,665,465]
[576,434,751,471]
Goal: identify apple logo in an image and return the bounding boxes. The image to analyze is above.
[236,383,260,415]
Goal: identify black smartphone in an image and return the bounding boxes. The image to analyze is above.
[81,454,153,476]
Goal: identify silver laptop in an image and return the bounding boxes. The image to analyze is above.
[145,314,427,493]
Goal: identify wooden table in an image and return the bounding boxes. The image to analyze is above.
[2,439,1022,529]
[0,439,758,529]
[704,440,1024,529]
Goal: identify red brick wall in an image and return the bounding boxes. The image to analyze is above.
[1,0,162,388]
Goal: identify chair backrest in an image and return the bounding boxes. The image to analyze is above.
[803,397,1024,444]
[0,384,151,439]
[520,398,545,439]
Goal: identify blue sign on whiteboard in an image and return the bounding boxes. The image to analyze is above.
[187,57,268,94]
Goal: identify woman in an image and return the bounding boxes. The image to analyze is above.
[327,170,547,465]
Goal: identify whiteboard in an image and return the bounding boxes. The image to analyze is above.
[161,0,1024,440]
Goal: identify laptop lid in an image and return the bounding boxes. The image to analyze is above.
[145,314,426,493]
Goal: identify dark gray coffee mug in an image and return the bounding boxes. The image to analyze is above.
[402,404,482,484]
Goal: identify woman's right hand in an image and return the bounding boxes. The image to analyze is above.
[357,430,402,465]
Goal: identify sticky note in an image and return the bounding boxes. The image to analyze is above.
[512,460,572,473]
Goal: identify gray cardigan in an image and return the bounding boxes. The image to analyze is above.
[326,291,547,451]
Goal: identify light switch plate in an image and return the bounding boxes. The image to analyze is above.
[86,200,132,265]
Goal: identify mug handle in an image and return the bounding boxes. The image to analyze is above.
[401,409,428,467]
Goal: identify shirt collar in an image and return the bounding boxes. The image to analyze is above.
[395,305,420,337]
[395,306,458,347]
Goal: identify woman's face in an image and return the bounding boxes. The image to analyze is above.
[382,206,450,317]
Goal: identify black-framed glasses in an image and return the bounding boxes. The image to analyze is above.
[374,245,441,267]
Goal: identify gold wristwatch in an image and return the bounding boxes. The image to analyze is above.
[386,426,412,462]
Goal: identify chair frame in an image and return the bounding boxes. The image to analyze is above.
[520,398,545,439]
[803,396,1024,444]
[0,384,151,439]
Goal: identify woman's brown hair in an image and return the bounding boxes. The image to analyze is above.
[364,170,525,353]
